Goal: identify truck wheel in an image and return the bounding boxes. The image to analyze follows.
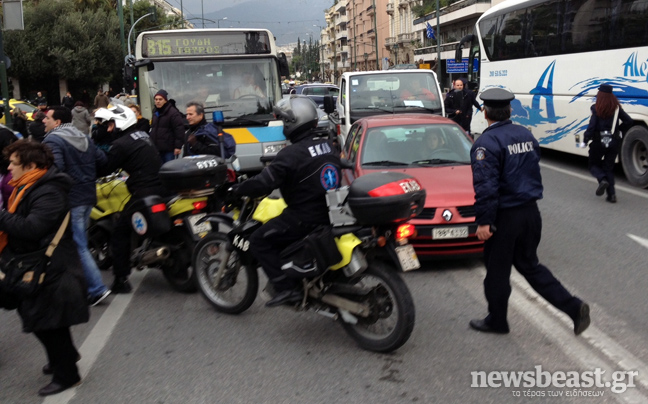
[621,126,648,188]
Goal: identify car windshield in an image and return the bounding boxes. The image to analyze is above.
[349,72,442,112]
[361,123,472,166]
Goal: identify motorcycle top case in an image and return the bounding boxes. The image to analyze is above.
[128,195,171,237]
[159,155,227,192]
[347,172,426,225]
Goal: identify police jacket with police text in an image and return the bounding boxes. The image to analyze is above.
[97,127,164,197]
[234,130,341,224]
[470,120,543,226]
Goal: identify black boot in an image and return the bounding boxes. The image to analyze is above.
[111,276,132,294]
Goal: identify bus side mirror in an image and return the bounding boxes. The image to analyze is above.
[134,59,155,71]
[323,96,335,114]
[456,34,475,63]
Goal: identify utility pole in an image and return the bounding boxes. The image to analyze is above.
[436,0,441,80]
[117,0,126,57]
[352,2,356,71]
[129,0,134,26]
[373,0,379,70]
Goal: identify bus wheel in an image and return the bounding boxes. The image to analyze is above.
[621,126,648,188]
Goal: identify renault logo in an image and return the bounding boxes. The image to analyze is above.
[442,209,453,222]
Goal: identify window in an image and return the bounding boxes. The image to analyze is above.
[481,0,648,61]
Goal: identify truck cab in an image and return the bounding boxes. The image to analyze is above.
[324,70,445,149]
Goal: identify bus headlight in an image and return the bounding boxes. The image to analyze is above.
[264,143,287,154]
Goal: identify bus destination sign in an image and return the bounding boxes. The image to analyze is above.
[142,31,271,57]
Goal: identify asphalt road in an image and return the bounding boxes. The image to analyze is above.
[1,150,647,404]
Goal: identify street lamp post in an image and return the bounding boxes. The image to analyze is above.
[394,43,399,66]
[217,17,228,28]
[314,25,325,81]
[364,53,368,71]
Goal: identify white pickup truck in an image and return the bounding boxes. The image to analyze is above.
[323,69,445,148]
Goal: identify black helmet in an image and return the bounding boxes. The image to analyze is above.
[273,96,318,142]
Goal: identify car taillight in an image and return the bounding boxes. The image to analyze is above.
[336,124,341,136]
[193,201,207,210]
[150,203,166,213]
[395,224,417,241]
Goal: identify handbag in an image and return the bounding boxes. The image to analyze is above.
[600,108,620,149]
[0,212,70,299]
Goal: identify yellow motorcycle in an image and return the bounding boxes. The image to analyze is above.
[193,172,424,353]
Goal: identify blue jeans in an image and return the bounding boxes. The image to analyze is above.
[71,205,108,297]
[160,151,175,164]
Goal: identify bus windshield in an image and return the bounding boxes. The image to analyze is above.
[145,58,280,123]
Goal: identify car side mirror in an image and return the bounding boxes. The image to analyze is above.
[340,158,353,169]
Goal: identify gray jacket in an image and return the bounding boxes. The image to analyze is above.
[71,105,92,134]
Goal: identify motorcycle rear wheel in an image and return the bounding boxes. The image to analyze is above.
[193,232,259,314]
[88,225,112,270]
[161,230,198,293]
[339,262,415,353]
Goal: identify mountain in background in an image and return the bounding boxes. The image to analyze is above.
[202,0,330,46]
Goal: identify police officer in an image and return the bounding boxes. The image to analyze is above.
[469,88,590,335]
[233,96,341,307]
[95,106,167,293]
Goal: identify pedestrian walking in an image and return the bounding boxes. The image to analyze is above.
[43,106,111,307]
[0,140,89,396]
[583,84,632,203]
[94,89,110,110]
[469,88,590,336]
[149,89,184,163]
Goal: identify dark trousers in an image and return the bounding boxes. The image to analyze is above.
[249,213,317,292]
[482,203,581,330]
[34,328,81,386]
[588,139,619,196]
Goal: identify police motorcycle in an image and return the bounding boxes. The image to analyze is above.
[192,171,424,353]
[88,171,130,270]
[113,155,236,293]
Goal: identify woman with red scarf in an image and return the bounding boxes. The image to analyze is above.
[0,140,88,396]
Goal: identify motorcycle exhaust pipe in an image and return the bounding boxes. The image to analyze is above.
[140,247,171,266]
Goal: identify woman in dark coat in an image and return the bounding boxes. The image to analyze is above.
[583,83,633,203]
[0,140,89,396]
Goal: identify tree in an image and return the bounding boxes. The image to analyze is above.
[4,0,122,86]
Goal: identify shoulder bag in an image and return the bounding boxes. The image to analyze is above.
[600,108,620,149]
[0,212,70,299]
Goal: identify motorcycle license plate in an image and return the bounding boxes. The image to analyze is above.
[395,244,420,272]
[432,226,468,240]
[188,213,211,235]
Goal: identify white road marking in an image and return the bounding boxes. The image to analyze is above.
[627,234,648,249]
[43,269,149,404]
[539,162,648,199]
[454,268,648,403]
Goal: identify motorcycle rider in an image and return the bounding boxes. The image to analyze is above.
[95,106,167,293]
[232,96,341,307]
[184,102,236,158]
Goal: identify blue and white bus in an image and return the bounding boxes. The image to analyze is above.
[134,28,290,172]
[456,0,648,187]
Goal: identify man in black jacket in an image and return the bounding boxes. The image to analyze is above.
[150,89,185,163]
[95,106,166,293]
[444,79,482,136]
[233,96,341,307]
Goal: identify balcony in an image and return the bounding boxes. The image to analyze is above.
[398,0,408,8]
[336,30,348,40]
[366,5,375,16]
[367,29,375,38]
[397,33,412,43]
[335,0,347,13]
[339,45,350,54]
[414,41,460,61]
[386,2,394,14]
[385,36,396,46]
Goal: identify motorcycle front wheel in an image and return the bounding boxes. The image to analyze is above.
[88,224,112,270]
[339,262,415,353]
[161,230,197,293]
[193,232,259,314]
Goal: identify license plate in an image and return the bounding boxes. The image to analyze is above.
[432,226,468,240]
[188,214,211,235]
[395,244,420,272]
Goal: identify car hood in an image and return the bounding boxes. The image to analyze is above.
[360,165,475,207]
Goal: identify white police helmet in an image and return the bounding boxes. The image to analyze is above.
[94,105,137,131]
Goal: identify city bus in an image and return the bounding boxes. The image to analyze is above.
[133,28,290,172]
[456,0,648,188]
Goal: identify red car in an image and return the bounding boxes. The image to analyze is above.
[340,114,484,259]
